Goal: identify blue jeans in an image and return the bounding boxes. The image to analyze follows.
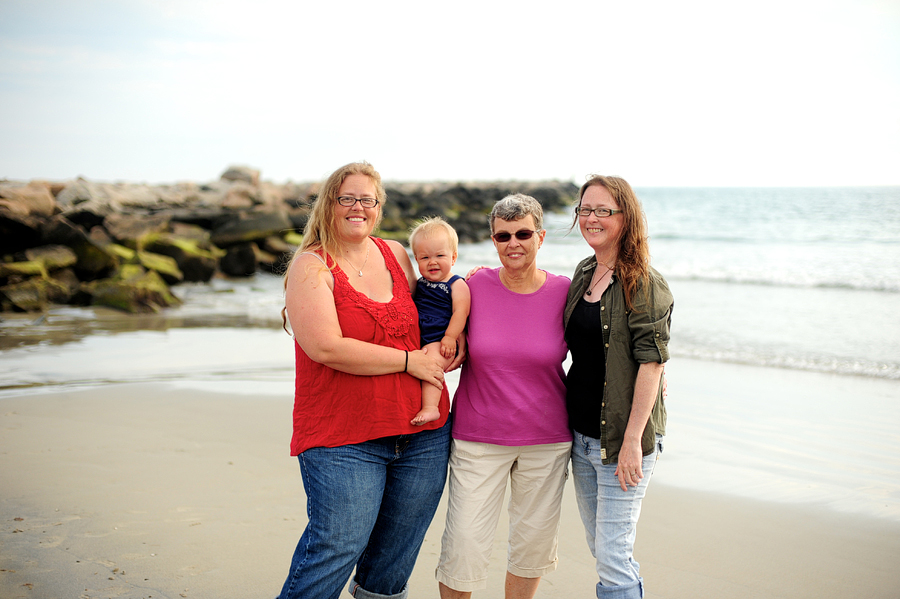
[571,432,662,599]
[277,420,451,599]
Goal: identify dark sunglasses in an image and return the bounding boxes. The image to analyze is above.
[491,229,537,243]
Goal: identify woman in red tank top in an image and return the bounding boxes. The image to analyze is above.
[275,162,460,599]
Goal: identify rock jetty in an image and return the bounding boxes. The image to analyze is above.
[0,166,578,313]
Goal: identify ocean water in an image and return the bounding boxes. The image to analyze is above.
[463,186,900,380]
[1,187,899,519]
[3,187,897,384]
[641,186,900,379]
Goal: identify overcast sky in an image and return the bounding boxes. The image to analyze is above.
[1,0,898,186]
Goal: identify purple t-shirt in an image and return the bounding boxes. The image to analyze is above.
[452,268,572,446]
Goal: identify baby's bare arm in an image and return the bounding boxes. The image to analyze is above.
[443,279,471,342]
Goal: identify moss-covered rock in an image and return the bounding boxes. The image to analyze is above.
[143,233,222,282]
[283,231,304,246]
[46,268,81,304]
[0,260,48,278]
[136,250,184,284]
[0,277,69,312]
[103,212,171,249]
[105,243,136,261]
[81,266,181,313]
[24,245,78,271]
[74,241,119,279]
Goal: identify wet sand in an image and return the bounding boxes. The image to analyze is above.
[2,381,899,599]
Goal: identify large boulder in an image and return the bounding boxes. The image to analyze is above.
[253,243,280,274]
[286,205,310,234]
[257,181,288,209]
[47,267,82,304]
[136,250,184,284]
[219,242,258,277]
[103,212,171,249]
[168,207,229,230]
[41,216,120,280]
[433,184,501,243]
[56,179,119,212]
[0,211,44,254]
[81,265,181,313]
[0,181,58,217]
[0,258,46,278]
[24,245,78,271]
[0,245,78,279]
[41,214,87,247]
[54,180,121,230]
[259,235,296,274]
[143,229,222,283]
[113,184,166,209]
[222,180,256,209]
[0,277,67,312]
[54,181,171,227]
[281,182,317,206]
[210,210,293,247]
[220,165,260,186]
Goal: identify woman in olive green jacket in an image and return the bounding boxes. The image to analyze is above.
[564,175,673,599]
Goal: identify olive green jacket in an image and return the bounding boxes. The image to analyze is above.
[564,256,674,465]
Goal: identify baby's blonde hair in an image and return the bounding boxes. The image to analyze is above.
[408,216,459,255]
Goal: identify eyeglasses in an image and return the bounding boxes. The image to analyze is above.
[576,207,623,218]
[491,229,537,243]
[337,195,380,208]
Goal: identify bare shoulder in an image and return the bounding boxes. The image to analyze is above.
[450,276,470,290]
[385,239,415,272]
[383,239,417,289]
[287,252,334,288]
[450,276,471,303]
[384,239,410,261]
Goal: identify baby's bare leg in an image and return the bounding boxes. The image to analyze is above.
[411,341,451,425]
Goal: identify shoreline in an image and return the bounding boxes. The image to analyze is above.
[2,381,899,598]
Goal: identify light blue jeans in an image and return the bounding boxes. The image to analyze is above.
[277,420,451,599]
[571,432,662,599]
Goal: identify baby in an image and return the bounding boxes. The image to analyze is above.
[408,217,471,426]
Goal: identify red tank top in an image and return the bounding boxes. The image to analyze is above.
[290,237,450,455]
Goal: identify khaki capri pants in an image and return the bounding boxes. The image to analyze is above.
[436,439,572,592]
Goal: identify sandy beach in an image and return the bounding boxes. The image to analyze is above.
[2,366,899,599]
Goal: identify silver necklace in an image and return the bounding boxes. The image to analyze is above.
[585,263,613,296]
[344,244,370,277]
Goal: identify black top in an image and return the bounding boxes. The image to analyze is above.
[565,297,606,438]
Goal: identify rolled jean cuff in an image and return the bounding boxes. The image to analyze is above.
[348,579,408,599]
[596,578,643,599]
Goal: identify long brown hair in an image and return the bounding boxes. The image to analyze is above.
[280,161,386,331]
[576,175,650,311]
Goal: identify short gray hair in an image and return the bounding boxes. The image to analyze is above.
[489,193,544,233]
